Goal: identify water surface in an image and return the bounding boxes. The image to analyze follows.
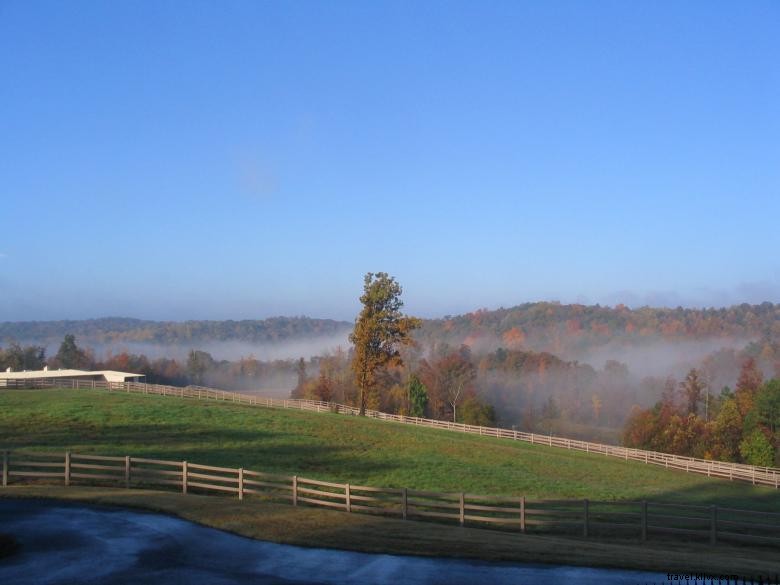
[0,500,664,584]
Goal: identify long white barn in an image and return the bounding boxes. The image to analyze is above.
[0,367,144,387]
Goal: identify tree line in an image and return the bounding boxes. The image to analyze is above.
[419,301,780,360]
[7,302,780,364]
[623,358,780,466]
[5,274,780,460]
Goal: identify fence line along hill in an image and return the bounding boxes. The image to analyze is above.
[3,448,780,548]
[5,378,779,489]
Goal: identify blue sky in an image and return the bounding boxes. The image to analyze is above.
[1,1,779,322]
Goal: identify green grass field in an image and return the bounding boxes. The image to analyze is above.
[1,388,779,511]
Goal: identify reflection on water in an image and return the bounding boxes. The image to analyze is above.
[0,500,664,585]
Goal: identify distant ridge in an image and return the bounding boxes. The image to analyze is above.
[418,301,780,356]
[0,316,352,345]
[2,302,779,355]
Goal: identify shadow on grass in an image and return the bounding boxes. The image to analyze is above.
[2,423,401,483]
[614,470,780,512]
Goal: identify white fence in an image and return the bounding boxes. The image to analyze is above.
[6,377,780,489]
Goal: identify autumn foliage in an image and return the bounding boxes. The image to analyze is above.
[623,360,780,466]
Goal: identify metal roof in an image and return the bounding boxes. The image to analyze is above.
[0,369,144,382]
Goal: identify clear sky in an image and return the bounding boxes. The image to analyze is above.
[1,1,779,322]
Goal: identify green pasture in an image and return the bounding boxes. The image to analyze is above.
[1,389,778,511]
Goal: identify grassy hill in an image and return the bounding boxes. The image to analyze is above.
[1,389,778,511]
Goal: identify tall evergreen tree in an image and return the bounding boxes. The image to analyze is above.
[55,335,88,369]
[407,375,428,417]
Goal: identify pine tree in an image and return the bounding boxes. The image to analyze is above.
[407,375,428,417]
[55,335,88,369]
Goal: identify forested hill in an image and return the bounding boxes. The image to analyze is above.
[3,302,780,353]
[0,316,353,345]
[417,302,780,357]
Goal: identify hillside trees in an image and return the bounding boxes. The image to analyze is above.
[680,368,707,417]
[755,380,780,435]
[624,362,780,465]
[407,375,428,417]
[297,350,354,403]
[54,334,90,369]
[712,398,743,460]
[736,358,763,416]
[439,347,476,422]
[0,343,46,371]
[296,358,307,391]
[459,395,497,426]
[349,272,421,415]
[740,429,775,466]
[186,350,215,385]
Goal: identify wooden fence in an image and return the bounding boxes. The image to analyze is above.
[2,448,779,547]
[5,377,780,489]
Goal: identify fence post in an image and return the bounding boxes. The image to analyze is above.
[402,488,408,520]
[2,451,8,487]
[459,493,465,526]
[583,499,589,538]
[345,483,351,513]
[710,506,717,544]
[292,475,298,506]
[520,496,526,533]
[182,461,188,494]
[238,468,244,501]
[641,501,647,541]
[64,450,71,487]
[124,456,131,488]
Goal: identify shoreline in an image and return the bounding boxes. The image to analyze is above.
[1,486,778,576]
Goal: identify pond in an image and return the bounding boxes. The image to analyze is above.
[0,500,665,584]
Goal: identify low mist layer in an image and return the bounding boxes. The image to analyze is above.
[3,302,780,444]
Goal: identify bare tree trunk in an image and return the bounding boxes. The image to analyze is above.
[359,371,368,416]
[449,382,463,423]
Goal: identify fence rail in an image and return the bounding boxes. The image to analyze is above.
[2,448,778,547]
[5,377,780,489]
